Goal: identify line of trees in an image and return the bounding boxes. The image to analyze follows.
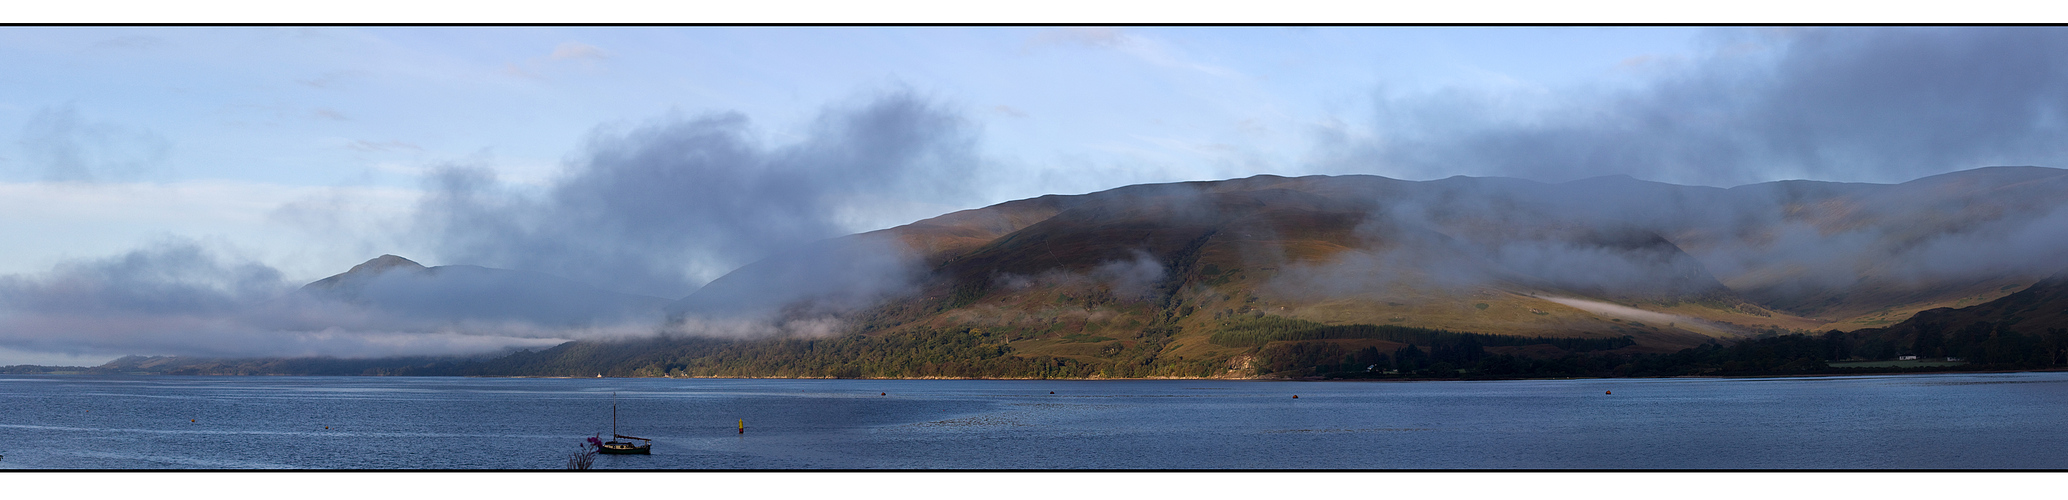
[1253,335,1632,378]
[462,327,1219,379]
[1209,315,1634,351]
[1273,323,2068,379]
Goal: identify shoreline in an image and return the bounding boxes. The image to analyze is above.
[14,366,2066,381]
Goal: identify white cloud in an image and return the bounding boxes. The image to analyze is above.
[503,41,612,79]
[550,42,610,61]
[311,108,350,121]
[1031,28,1239,78]
[344,139,423,152]
[14,103,172,183]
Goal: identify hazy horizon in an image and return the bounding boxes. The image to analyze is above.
[7,27,2068,366]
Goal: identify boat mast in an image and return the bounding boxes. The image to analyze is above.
[612,392,618,437]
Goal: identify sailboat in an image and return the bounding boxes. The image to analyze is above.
[595,392,651,455]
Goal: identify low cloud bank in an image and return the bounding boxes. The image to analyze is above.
[995,250,1167,301]
[0,240,653,363]
[0,90,995,364]
[665,233,925,338]
[1253,168,2068,308]
[1323,28,2068,187]
[415,89,982,299]
[1537,295,1731,338]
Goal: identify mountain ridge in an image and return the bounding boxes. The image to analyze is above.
[298,167,2068,344]
[164,166,2066,379]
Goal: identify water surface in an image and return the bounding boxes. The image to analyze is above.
[4,372,2066,469]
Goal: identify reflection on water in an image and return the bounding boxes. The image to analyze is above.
[3,372,2068,469]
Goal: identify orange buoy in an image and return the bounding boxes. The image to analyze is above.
[190,419,195,422]
[1292,395,1299,399]
[881,392,886,396]
[1605,390,1612,395]
[1049,391,1055,394]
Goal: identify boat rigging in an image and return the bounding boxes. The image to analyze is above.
[593,392,651,455]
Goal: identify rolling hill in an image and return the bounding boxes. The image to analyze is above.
[662,167,2066,372]
[131,167,2062,378]
[1861,269,2068,352]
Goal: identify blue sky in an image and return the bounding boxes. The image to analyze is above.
[6,25,2068,365]
[0,27,1712,280]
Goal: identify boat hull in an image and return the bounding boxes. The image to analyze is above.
[597,441,650,455]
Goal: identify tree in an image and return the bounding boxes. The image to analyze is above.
[1393,344,1427,372]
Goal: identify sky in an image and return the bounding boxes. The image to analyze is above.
[5,25,2068,365]
[0,27,1717,281]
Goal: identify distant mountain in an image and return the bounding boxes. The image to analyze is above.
[298,255,670,329]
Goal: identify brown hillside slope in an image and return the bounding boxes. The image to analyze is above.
[678,175,1770,360]
[1869,271,2068,341]
[669,168,2068,364]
